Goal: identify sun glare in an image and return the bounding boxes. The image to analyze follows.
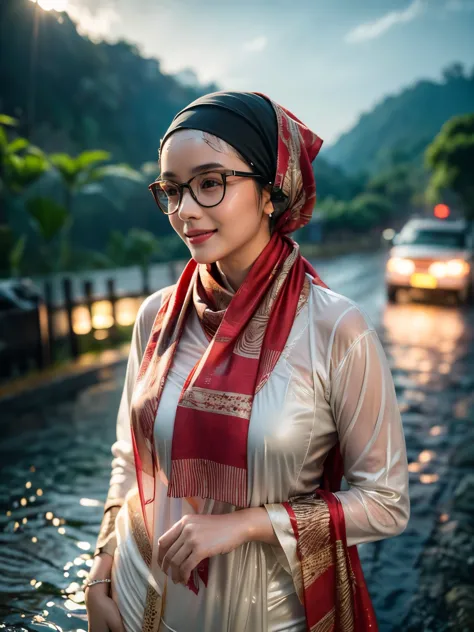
[31,0,69,12]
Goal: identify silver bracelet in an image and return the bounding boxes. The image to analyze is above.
[83,578,111,590]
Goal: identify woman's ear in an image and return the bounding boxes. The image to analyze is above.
[261,186,274,217]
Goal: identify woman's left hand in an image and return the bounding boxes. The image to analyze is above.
[157,512,250,586]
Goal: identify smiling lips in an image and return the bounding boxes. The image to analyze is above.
[185,229,218,245]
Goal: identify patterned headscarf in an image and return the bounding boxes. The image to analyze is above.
[159,91,323,234]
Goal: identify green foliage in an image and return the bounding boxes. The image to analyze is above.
[1,0,471,273]
[106,230,129,268]
[91,164,144,184]
[0,119,50,194]
[0,114,18,127]
[26,196,69,242]
[9,234,26,277]
[1,0,219,166]
[107,229,160,268]
[3,151,49,193]
[326,64,474,175]
[314,157,363,201]
[365,161,427,218]
[425,113,474,218]
[318,193,394,235]
[106,228,161,290]
[50,150,111,191]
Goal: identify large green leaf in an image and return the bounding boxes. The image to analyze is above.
[3,152,49,192]
[0,114,18,127]
[7,137,29,155]
[90,163,144,183]
[25,144,47,159]
[76,150,110,170]
[26,197,69,242]
[19,154,50,188]
[0,126,8,152]
[50,153,79,185]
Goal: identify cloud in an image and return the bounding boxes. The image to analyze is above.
[345,0,425,44]
[243,36,268,53]
[66,3,121,41]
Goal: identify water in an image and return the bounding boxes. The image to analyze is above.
[1,251,474,631]
[0,367,123,630]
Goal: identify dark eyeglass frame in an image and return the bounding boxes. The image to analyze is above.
[148,169,271,215]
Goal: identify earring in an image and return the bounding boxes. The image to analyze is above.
[269,213,273,218]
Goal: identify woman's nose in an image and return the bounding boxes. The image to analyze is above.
[178,187,203,220]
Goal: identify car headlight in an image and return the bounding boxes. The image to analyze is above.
[387,257,415,275]
[428,259,470,278]
[446,259,470,277]
[428,262,447,278]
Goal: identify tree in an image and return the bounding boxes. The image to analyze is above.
[317,193,394,237]
[0,115,50,273]
[107,228,160,293]
[26,196,69,273]
[442,63,465,83]
[49,150,143,269]
[425,113,474,219]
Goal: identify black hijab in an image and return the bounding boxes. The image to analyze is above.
[159,91,278,184]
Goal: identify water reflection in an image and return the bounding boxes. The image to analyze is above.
[0,374,122,628]
[383,302,467,356]
[360,294,474,626]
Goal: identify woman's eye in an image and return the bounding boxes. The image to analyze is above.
[165,186,179,197]
[201,178,221,189]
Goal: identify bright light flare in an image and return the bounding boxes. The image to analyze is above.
[428,259,470,278]
[31,0,69,11]
[387,257,415,276]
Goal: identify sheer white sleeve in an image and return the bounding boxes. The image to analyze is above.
[94,289,168,556]
[330,311,410,547]
[264,300,410,590]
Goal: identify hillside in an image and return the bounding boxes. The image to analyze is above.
[0,0,357,201]
[0,0,219,166]
[325,65,474,175]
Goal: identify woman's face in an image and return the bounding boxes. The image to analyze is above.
[159,129,273,267]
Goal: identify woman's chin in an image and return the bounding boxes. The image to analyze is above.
[189,246,222,265]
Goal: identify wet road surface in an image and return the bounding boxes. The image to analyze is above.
[1,250,474,631]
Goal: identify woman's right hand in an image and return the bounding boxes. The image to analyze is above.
[86,553,125,632]
[86,588,125,632]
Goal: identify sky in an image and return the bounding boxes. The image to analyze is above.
[41,0,474,145]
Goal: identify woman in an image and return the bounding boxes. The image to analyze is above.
[85,91,410,632]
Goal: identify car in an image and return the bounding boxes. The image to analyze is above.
[385,218,474,304]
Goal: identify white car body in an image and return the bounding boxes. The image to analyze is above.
[385,218,474,301]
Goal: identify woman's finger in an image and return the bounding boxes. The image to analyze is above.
[157,520,184,567]
[161,535,188,577]
[180,552,202,586]
[169,541,194,584]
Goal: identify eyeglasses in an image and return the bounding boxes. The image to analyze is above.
[148,170,268,215]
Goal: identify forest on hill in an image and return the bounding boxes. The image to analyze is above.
[325,63,474,176]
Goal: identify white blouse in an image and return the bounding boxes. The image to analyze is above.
[106,276,410,632]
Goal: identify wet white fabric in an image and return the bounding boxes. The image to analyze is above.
[108,277,410,632]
